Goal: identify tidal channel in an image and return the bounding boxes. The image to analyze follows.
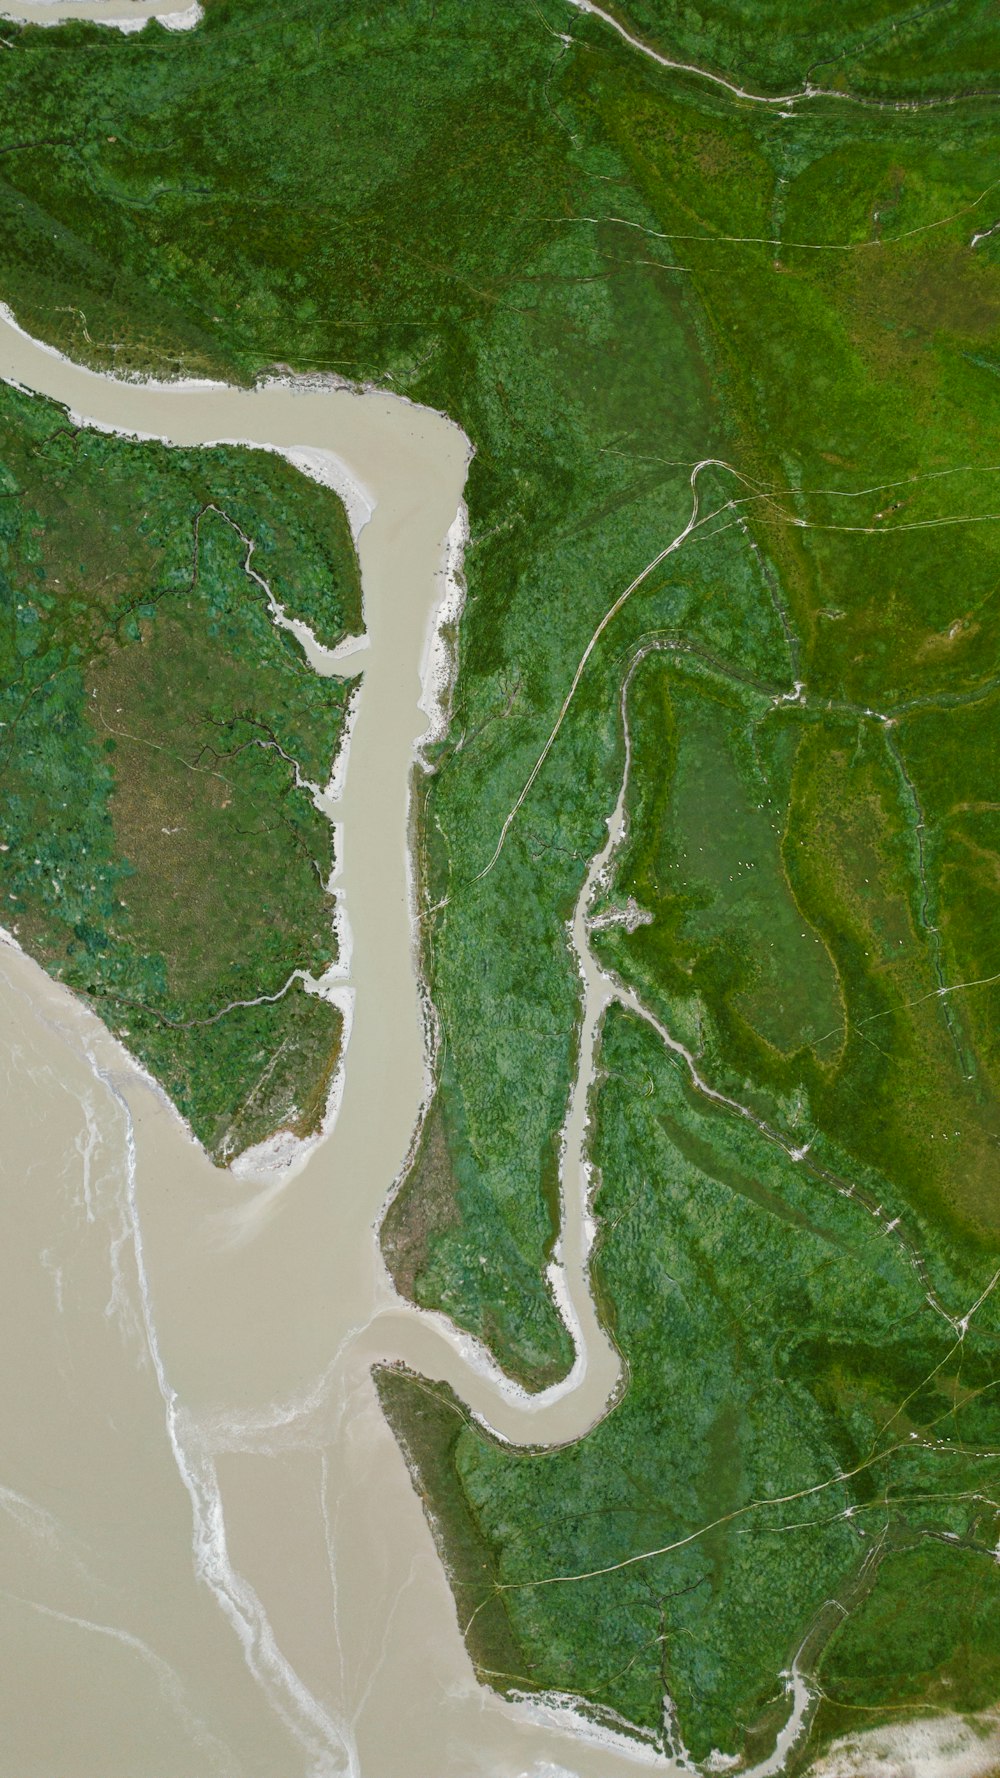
[0,306,681,1778]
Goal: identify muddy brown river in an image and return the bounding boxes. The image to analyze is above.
[0,302,694,1777]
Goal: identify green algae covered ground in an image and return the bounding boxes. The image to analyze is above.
[0,379,360,1160]
[2,0,1000,1761]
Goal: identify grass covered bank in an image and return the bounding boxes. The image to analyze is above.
[0,379,360,1159]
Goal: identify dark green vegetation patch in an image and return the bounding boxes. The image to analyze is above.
[0,381,360,1159]
[2,0,1000,1761]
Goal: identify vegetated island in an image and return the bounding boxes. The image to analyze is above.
[0,379,361,1163]
[3,0,1000,1767]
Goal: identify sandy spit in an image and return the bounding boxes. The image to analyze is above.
[808,1713,1000,1778]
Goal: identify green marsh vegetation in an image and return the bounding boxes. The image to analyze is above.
[0,381,360,1158]
[2,0,1000,1759]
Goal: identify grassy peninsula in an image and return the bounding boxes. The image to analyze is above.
[2,0,1000,1761]
[0,380,360,1159]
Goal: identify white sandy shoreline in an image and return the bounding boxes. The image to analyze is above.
[0,0,202,32]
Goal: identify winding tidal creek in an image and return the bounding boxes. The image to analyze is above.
[0,306,723,1778]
